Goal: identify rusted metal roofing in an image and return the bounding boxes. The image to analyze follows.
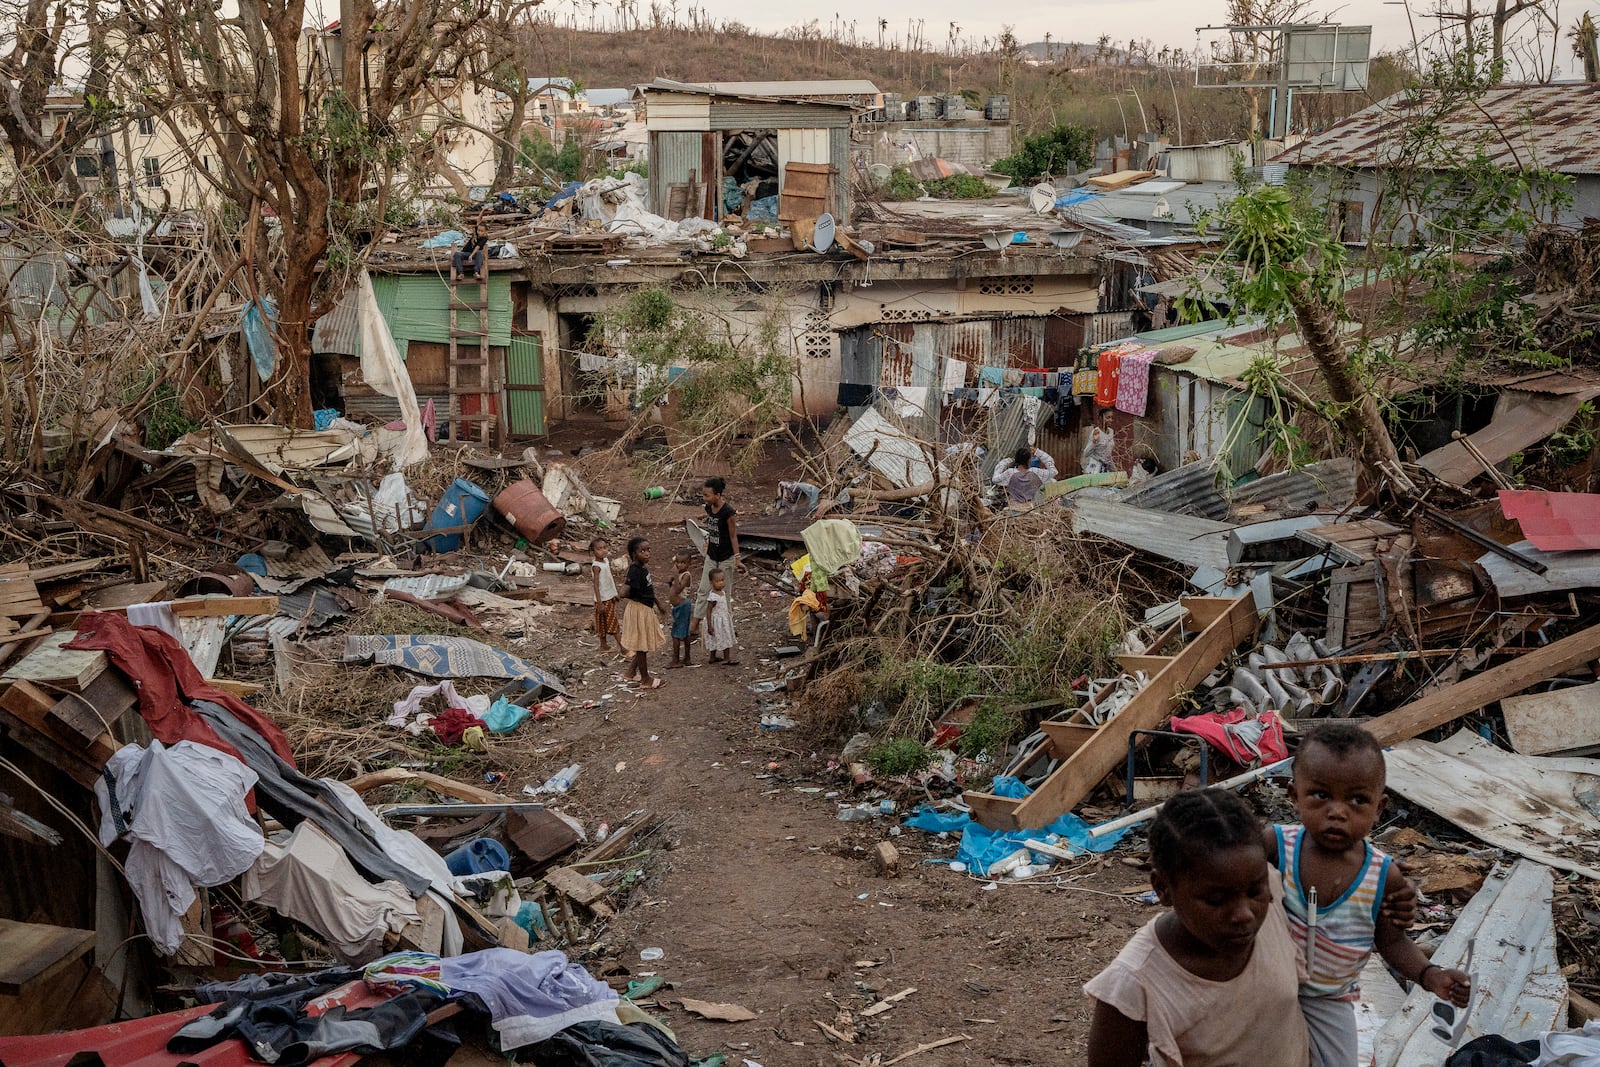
[1499,490,1600,552]
[1274,84,1600,174]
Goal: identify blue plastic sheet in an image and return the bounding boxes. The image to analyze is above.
[748,195,779,222]
[241,297,278,380]
[313,408,340,431]
[541,181,583,213]
[483,696,531,735]
[420,229,466,249]
[903,774,1132,876]
[1054,189,1099,209]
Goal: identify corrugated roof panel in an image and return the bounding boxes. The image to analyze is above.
[1121,461,1229,519]
[1274,84,1600,175]
[1498,490,1600,552]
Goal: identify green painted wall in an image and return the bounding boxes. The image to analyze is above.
[368,274,514,359]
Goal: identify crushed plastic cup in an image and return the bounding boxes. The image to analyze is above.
[639,947,664,961]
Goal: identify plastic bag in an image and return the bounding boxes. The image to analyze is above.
[483,696,531,735]
[513,1021,690,1067]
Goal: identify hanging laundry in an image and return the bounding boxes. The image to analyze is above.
[978,365,1005,387]
[1072,368,1099,396]
[836,382,874,407]
[1116,349,1157,417]
[1095,351,1123,407]
[942,358,967,392]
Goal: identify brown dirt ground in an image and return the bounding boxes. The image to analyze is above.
[475,417,1150,1066]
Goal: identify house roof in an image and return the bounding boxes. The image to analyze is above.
[1273,83,1600,175]
[584,88,634,107]
[637,78,870,107]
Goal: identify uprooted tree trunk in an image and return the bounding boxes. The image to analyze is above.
[1286,283,1418,497]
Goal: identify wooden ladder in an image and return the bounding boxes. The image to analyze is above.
[447,274,497,444]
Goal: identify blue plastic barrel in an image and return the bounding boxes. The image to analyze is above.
[423,477,491,552]
[444,837,511,876]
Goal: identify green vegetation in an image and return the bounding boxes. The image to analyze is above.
[956,701,1023,760]
[519,132,587,182]
[921,174,991,199]
[138,378,198,450]
[993,124,1094,183]
[884,165,922,201]
[865,737,936,778]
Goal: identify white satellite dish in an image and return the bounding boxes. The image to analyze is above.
[812,213,836,253]
[1029,182,1057,215]
[867,163,893,187]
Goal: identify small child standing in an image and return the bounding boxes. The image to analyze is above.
[702,567,737,665]
[668,549,696,668]
[1085,789,1310,1067]
[1270,723,1471,1067]
[619,537,669,690]
[589,538,621,654]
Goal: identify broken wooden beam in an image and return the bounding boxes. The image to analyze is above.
[1364,620,1600,746]
[170,595,279,617]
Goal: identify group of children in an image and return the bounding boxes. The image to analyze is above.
[1086,722,1473,1067]
[587,478,741,690]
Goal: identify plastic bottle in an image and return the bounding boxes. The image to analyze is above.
[530,764,582,795]
[836,804,878,822]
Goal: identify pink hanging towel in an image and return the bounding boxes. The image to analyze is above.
[1115,350,1156,417]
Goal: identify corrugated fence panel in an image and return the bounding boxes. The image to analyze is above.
[649,131,701,216]
[991,318,1045,368]
[370,274,512,358]
[878,323,915,386]
[778,128,829,167]
[937,321,989,372]
[707,103,852,128]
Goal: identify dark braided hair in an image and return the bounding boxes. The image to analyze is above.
[1148,788,1266,877]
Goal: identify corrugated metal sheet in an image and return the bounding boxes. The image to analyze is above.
[879,323,915,386]
[698,79,880,98]
[1122,460,1229,519]
[312,288,359,355]
[649,130,701,216]
[707,103,853,129]
[1230,458,1359,512]
[1164,143,1249,182]
[1499,489,1600,552]
[990,318,1045,368]
[1070,497,1235,569]
[1419,388,1600,486]
[1276,84,1600,174]
[936,321,989,367]
[368,274,511,359]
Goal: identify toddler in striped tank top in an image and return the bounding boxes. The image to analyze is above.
[1268,723,1471,1067]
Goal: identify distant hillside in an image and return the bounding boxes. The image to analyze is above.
[523,23,1409,144]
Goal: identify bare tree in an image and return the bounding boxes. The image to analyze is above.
[118,0,490,426]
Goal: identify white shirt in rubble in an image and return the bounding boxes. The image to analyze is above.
[95,740,263,955]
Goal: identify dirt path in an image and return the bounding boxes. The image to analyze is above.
[501,426,1149,1065]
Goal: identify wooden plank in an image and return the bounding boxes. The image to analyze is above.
[44,669,137,747]
[1500,681,1600,755]
[0,632,107,692]
[978,594,1259,830]
[0,569,44,618]
[1116,654,1175,676]
[1365,620,1600,746]
[1040,721,1099,759]
[0,918,95,995]
[206,678,264,697]
[170,595,279,617]
[544,865,609,906]
[960,791,1021,828]
[0,679,120,771]
[0,628,51,647]
[82,581,170,610]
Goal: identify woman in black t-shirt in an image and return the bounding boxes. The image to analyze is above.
[620,537,669,689]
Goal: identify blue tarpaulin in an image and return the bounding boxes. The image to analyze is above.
[903,775,1132,876]
[1054,189,1099,209]
[421,229,466,249]
[541,181,584,213]
[241,296,278,380]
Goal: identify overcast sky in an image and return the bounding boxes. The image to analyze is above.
[634,0,1597,76]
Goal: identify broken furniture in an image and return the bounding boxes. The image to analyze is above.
[964,594,1259,830]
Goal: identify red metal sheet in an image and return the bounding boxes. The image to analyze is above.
[1499,490,1600,552]
[0,983,377,1067]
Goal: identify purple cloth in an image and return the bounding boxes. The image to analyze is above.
[438,948,618,1050]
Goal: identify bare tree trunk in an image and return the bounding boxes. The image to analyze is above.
[1287,284,1417,494]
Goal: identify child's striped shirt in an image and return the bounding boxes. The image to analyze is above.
[1276,822,1392,1001]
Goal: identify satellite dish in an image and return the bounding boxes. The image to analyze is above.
[812,213,836,253]
[867,163,892,187]
[1152,196,1173,219]
[1030,182,1057,215]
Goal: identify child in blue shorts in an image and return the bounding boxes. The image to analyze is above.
[668,549,696,667]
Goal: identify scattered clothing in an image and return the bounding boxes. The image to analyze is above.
[94,741,263,955]
[1170,709,1288,765]
[127,601,182,641]
[1084,874,1310,1067]
[364,952,448,996]
[439,948,620,1050]
[1532,1021,1600,1065]
[388,680,487,728]
[702,591,735,654]
[69,610,296,767]
[243,820,421,964]
[193,701,433,898]
[1116,349,1156,417]
[344,634,567,695]
[789,590,823,637]
[1447,1037,1540,1067]
[1276,823,1391,1000]
[517,1020,690,1067]
[429,706,489,747]
[170,972,440,1067]
[801,519,863,591]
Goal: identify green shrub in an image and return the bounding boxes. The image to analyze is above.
[884,165,922,201]
[957,701,1023,759]
[865,737,935,777]
[995,124,1095,182]
[922,174,991,199]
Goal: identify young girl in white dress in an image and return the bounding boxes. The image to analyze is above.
[702,567,737,665]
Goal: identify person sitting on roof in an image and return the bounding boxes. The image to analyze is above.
[992,444,1057,508]
[451,215,489,283]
